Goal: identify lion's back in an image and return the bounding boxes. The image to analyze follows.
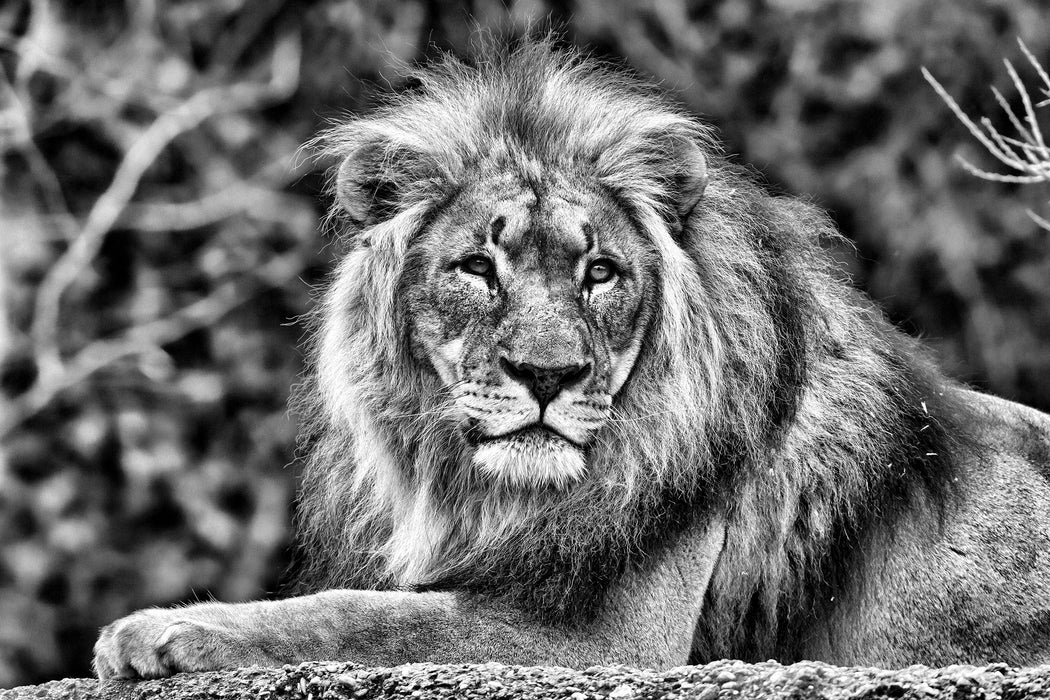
[816,387,1050,667]
[966,388,1050,481]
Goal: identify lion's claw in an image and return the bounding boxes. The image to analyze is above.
[93,609,270,679]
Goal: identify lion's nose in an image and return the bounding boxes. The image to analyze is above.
[501,358,591,409]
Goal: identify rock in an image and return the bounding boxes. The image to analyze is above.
[2,660,1050,699]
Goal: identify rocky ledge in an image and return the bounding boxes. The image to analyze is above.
[3,660,1050,700]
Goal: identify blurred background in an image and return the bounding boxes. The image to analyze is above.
[1,0,1049,687]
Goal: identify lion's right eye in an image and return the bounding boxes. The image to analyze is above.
[460,255,494,277]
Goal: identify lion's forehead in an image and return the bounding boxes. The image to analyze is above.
[445,174,614,262]
[499,197,591,260]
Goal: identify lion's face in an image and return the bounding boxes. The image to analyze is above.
[401,170,656,488]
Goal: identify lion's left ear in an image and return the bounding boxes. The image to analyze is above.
[671,137,709,233]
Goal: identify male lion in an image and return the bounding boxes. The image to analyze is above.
[93,40,1050,678]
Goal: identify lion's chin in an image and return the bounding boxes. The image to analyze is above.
[472,428,586,489]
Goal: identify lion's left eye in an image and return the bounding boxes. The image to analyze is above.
[585,259,617,285]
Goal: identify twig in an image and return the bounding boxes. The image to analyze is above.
[1004,55,1045,152]
[1029,208,1050,231]
[922,38,1050,232]
[3,249,305,437]
[0,66,77,240]
[119,186,309,232]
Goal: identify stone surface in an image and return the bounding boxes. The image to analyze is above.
[3,661,1050,700]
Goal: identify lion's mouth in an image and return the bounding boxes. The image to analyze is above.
[471,424,588,488]
[478,423,583,449]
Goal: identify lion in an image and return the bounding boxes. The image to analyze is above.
[92,39,1050,678]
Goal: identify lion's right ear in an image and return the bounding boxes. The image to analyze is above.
[675,139,708,222]
[670,137,709,235]
[334,138,442,228]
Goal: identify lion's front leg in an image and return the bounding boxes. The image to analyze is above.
[92,590,585,679]
[92,590,543,679]
[92,517,725,679]
[90,591,507,679]
[93,604,284,679]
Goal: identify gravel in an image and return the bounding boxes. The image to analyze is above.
[3,659,1050,700]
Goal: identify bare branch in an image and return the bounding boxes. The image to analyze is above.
[924,44,1050,232]
[0,65,77,240]
[1018,38,1050,102]
[1003,57,1046,151]
[954,154,1048,183]
[119,186,308,232]
[27,32,301,386]
[990,85,1040,156]
[922,68,1021,170]
[3,249,305,437]
[980,117,1028,168]
[1028,208,1050,232]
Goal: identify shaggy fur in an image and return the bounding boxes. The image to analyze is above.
[291,39,969,661]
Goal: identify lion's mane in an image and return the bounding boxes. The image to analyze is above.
[292,39,967,661]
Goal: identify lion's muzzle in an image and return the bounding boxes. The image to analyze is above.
[499,357,592,409]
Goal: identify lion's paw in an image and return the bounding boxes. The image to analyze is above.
[93,608,269,679]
